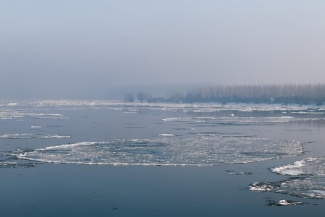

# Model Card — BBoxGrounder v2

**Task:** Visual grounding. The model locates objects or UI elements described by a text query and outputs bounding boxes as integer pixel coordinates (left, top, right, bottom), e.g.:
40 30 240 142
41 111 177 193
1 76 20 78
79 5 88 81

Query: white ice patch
39 135 71 139
31 113 68 120
249 182 274 192
265 199 304 206
252 157 325 199
6 103 18 107
277 200 302 206
30 125 42 129
16 136 302 166
159 134 175 137
1 134 33 139
162 116 296 125
0 109 67 120
306 190 325 198
272 158 325 176
0 133 70 139
163 117 201 122
271 160 306 176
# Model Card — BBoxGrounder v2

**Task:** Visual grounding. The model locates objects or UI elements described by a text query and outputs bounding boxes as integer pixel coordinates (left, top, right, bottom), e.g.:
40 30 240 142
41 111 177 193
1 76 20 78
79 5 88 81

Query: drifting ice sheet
16 136 302 166
250 157 325 199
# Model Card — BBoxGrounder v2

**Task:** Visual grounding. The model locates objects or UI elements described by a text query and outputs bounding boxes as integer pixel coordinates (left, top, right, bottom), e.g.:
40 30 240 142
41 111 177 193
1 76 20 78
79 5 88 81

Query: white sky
1 0 325 98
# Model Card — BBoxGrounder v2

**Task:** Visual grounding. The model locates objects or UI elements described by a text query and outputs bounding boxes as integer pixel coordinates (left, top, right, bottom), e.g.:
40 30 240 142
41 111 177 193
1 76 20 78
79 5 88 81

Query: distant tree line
124 84 325 105
124 91 153 103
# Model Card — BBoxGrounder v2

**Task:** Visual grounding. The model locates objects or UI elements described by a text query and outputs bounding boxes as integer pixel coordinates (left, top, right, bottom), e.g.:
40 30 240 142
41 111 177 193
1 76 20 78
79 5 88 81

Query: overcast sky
1 0 325 98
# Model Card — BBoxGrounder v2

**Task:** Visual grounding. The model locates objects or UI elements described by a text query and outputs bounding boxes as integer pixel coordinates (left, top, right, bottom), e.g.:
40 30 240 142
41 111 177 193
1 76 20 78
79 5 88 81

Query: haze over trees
123 93 134 102
136 91 152 103
124 84 325 105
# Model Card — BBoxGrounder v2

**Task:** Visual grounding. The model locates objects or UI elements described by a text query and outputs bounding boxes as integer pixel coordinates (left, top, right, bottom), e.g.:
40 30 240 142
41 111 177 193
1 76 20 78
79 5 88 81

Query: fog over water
1 1 325 99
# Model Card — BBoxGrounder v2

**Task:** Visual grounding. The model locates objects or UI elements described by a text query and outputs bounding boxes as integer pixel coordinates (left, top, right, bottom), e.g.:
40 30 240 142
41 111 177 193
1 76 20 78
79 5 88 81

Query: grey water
1 100 325 216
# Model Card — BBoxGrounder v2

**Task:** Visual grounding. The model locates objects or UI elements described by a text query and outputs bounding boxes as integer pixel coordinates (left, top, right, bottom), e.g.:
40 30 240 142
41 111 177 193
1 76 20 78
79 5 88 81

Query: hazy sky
1 0 325 98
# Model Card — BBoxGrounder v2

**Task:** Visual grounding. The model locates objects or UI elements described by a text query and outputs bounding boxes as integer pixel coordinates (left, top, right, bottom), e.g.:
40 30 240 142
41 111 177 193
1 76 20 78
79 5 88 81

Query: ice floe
265 199 304 206
0 133 70 139
16 136 302 167
250 157 325 199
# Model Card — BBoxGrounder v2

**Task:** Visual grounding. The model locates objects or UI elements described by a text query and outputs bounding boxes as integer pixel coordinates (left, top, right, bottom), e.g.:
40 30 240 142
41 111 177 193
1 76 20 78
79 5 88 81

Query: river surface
1 100 325 216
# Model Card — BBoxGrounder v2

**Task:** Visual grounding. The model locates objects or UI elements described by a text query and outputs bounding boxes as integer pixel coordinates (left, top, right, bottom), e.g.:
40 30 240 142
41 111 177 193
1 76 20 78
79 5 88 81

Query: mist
1 0 325 99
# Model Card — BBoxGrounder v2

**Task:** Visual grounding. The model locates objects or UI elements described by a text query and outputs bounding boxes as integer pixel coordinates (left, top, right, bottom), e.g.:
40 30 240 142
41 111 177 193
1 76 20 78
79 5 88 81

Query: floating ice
251 157 325 199
1 99 324 115
249 182 277 192
1 134 34 139
162 116 301 125
159 134 175 137
0 133 70 139
272 158 325 176
1 100 325 125
16 136 302 166
271 160 306 176
265 199 304 206
31 113 68 120
0 151 37 169
30 125 42 129
250 178 325 199
226 170 252 175
0 109 67 120
39 135 71 139
6 103 18 107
